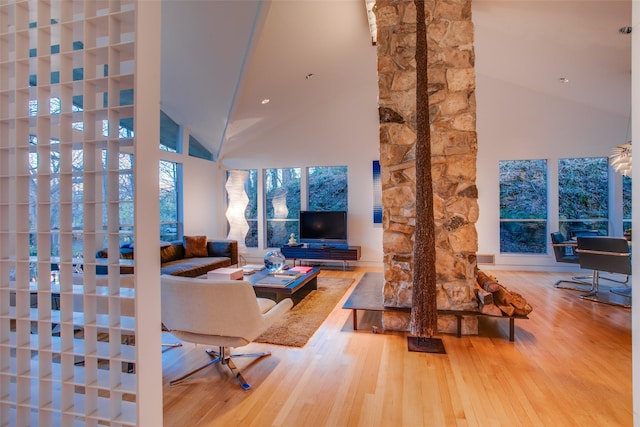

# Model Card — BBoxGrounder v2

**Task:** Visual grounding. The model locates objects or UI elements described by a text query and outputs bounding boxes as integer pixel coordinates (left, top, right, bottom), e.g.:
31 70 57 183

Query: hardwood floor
161 268 632 426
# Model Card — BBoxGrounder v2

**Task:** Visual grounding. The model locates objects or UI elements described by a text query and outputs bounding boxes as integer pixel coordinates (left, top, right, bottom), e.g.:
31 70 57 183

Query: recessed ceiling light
261 99 270 105
559 77 569 83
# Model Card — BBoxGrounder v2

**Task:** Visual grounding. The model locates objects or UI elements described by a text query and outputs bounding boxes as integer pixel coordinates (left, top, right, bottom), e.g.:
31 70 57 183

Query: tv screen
299 211 348 246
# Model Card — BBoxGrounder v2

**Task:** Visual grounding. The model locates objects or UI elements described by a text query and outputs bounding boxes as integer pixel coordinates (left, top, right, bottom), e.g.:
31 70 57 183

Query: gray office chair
576 236 631 307
550 232 592 290
161 275 293 389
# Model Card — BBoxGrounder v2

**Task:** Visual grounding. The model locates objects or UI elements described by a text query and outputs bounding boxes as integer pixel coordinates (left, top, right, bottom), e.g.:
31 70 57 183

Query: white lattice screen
0 1 161 425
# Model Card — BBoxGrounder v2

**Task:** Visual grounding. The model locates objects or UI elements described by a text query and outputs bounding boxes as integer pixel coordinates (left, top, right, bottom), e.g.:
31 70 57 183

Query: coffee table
244 267 320 303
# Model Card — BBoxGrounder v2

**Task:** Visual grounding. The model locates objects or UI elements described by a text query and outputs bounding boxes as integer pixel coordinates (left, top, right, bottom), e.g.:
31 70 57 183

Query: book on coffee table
271 270 301 279
255 275 295 287
242 264 266 275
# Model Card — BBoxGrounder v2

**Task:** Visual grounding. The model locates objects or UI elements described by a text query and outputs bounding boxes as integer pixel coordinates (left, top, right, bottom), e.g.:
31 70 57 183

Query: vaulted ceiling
159 0 632 160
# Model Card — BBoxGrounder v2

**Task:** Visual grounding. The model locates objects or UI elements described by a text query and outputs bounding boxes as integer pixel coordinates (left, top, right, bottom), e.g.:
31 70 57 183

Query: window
499 160 548 253
245 170 259 248
188 135 214 161
558 157 608 237
227 166 349 249
115 152 135 247
160 110 181 153
308 166 348 210
265 168 301 248
160 160 182 242
623 175 632 233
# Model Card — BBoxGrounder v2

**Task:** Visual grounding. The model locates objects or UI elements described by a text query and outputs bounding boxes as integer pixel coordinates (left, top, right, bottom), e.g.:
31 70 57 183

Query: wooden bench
342 272 528 342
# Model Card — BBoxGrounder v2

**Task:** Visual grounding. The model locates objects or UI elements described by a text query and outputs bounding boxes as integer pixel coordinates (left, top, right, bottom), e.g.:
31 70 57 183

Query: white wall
219 48 383 265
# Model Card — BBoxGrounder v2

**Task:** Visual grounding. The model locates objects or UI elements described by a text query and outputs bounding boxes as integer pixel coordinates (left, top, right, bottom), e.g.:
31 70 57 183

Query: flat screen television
299 210 348 246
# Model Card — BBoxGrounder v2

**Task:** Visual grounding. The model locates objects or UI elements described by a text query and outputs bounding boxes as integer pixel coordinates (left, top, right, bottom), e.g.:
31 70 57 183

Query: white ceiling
159 0 632 160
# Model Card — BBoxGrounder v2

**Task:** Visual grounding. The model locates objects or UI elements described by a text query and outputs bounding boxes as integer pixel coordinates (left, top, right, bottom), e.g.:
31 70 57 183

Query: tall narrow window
623 175 632 234
265 168 301 248
558 157 608 237
160 160 182 242
116 152 135 246
499 159 548 253
308 166 348 211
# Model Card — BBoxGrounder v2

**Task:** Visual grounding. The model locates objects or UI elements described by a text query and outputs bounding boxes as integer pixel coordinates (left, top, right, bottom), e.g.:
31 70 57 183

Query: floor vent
477 254 495 264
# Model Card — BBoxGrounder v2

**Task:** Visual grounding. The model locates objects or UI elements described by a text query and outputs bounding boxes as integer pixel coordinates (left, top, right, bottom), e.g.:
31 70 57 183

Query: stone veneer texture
375 0 479 334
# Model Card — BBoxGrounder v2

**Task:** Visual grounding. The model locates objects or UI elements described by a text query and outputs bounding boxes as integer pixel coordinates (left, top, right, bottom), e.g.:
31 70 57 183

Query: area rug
255 277 354 347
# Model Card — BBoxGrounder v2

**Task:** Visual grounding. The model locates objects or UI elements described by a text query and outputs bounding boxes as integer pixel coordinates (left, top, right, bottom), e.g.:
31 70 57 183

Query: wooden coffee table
244 267 320 303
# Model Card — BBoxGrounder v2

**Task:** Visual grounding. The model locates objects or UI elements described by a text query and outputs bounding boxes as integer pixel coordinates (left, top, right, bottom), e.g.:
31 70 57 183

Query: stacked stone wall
375 0 479 333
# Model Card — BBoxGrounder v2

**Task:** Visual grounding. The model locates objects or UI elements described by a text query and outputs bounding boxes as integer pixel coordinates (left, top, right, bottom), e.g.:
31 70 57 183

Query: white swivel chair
161 274 293 390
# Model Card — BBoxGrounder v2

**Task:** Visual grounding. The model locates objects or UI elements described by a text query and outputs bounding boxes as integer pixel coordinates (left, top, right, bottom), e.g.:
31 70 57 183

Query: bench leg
352 309 358 330
456 315 462 338
509 318 515 342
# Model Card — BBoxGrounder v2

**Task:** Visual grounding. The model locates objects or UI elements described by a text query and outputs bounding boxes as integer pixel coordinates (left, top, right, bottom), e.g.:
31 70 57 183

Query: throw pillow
184 235 208 258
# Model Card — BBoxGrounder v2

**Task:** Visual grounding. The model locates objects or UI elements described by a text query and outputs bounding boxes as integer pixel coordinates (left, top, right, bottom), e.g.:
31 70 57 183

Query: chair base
577 271 631 308
610 287 632 298
579 290 631 308
169 346 270 390
554 278 592 291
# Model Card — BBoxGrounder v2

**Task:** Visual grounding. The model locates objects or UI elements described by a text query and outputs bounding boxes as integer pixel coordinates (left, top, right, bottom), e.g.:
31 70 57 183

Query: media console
281 244 361 270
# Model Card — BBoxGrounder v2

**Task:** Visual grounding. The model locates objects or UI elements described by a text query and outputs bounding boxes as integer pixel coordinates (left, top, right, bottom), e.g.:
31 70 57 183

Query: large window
558 157 608 237
308 166 348 210
499 159 548 253
265 168 301 248
227 166 349 249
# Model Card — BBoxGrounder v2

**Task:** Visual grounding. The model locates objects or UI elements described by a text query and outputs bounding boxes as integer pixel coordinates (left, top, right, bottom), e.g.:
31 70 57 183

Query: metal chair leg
223 355 252 390
579 271 631 308
169 346 271 389
169 349 222 386
579 270 600 299
554 278 593 291
610 287 632 297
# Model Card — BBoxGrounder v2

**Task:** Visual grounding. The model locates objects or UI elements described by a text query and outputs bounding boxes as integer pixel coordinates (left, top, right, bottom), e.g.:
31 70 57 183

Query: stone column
376 0 479 334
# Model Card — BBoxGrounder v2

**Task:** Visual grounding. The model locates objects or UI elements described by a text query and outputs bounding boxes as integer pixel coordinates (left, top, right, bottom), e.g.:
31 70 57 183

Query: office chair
550 232 592 290
576 236 631 307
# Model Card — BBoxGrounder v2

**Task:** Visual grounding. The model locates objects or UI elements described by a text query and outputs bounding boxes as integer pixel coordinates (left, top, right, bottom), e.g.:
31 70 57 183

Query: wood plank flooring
161 269 632 426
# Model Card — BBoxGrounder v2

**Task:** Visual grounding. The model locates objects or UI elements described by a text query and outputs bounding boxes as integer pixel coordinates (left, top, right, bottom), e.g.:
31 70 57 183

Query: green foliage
558 158 608 220
308 166 348 211
499 160 547 219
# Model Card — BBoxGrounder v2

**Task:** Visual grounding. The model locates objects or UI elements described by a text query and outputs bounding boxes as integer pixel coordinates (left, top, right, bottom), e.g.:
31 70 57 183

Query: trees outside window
308 166 348 211
499 159 548 253
623 175 632 233
159 160 181 242
227 166 349 250
558 157 608 237
265 168 301 248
